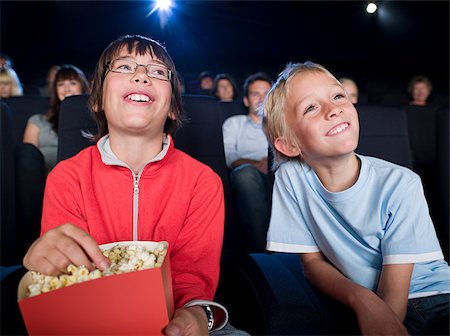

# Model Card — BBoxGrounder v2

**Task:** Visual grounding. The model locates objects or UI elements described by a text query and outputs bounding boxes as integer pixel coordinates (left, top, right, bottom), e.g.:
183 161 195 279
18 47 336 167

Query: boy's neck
308 153 361 192
108 131 165 174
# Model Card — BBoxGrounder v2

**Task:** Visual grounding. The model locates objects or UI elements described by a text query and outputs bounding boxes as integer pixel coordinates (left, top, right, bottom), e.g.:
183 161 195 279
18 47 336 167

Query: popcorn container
17 241 174 335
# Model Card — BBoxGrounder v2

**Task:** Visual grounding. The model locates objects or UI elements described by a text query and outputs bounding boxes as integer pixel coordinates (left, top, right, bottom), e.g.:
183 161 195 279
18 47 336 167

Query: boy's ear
274 136 301 157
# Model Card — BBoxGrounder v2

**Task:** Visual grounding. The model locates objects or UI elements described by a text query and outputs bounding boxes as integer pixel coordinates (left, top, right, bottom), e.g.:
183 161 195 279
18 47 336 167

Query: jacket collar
97 134 172 170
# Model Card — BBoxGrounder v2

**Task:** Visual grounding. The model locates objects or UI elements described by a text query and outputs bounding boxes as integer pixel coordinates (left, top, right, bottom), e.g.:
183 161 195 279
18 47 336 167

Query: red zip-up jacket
41 135 225 308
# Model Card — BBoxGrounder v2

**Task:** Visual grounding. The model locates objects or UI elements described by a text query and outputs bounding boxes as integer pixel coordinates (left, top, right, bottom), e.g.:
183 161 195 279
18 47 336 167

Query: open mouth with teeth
327 122 350 136
126 94 152 103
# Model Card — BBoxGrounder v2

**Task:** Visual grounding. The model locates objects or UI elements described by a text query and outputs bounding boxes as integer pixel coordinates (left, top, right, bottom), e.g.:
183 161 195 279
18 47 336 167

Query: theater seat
356 104 413 169
174 95 240 265
403 105 446 256
0 102 17 266
14 143 46 261
57 94 97 162
218 100 246 124
3 96 49 145
219 253 358 335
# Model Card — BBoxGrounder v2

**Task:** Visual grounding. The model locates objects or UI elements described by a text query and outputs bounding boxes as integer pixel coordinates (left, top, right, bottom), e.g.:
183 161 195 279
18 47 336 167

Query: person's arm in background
300 252 409 335
23 121 40 147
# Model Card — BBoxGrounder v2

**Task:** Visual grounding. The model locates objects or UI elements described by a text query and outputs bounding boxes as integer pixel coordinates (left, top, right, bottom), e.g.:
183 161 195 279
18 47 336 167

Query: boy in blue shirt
264 61 449 335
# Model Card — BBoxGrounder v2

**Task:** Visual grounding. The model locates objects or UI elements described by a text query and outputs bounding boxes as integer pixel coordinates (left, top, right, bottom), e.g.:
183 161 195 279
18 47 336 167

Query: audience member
222 72 273 253
39 65 61 97
212 73 238 102
198 70 214 94
339 77 359 104
408 75 432 106
0 53 13 70
23 65 89 172
0 68 23 98
22 35 247 335
264 61 450 335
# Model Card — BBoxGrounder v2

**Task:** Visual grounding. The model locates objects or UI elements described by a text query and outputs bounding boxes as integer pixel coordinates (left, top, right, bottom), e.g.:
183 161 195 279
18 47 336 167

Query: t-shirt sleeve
266 164 320 253
28 113 44 128
381 175 444 264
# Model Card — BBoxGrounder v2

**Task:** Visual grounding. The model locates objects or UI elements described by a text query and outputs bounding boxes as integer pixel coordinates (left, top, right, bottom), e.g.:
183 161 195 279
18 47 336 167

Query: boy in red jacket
23 35 238 335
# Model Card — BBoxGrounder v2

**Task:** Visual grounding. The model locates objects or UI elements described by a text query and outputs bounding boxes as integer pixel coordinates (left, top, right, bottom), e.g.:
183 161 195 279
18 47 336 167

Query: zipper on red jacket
133 173 141 240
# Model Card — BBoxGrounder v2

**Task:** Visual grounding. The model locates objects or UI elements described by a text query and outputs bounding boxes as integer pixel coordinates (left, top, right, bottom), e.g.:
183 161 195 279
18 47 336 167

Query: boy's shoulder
360 154 420 186
362 155 417 176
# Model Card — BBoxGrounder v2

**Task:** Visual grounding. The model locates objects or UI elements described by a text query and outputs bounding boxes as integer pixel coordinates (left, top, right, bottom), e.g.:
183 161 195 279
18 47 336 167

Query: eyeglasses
107 59 172 81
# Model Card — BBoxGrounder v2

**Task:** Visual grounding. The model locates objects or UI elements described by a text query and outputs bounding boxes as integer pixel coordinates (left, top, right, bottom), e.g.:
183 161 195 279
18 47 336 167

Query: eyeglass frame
105 58 172 82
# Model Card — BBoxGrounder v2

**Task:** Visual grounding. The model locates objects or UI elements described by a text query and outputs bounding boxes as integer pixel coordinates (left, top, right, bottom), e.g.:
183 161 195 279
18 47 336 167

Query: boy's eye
334 93 345 100
305 105 316 114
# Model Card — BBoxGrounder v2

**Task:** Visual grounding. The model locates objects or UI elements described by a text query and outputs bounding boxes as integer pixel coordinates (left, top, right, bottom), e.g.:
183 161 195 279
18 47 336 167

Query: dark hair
199 71 213 80
0 53 13 68
89 34 183 141
46 64 89 132
211 73 238 101
243 72 273 98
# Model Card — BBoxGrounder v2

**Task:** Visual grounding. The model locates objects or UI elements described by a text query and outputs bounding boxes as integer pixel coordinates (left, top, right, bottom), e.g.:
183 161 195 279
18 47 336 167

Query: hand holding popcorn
23 223 110 276
27 242 168 297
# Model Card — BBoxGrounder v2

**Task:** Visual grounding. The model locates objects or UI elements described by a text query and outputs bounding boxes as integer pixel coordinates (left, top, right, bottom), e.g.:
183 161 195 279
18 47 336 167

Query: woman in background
212 73 238 102
23 65 89 172
0 67 23 98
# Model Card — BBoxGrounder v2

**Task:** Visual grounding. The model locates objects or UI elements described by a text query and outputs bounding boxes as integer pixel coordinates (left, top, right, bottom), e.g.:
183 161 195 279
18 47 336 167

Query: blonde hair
0 68 23 96
263 61 335 168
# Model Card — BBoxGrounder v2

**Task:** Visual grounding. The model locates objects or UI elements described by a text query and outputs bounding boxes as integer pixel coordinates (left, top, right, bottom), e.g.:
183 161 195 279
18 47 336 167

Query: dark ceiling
1 0 449 92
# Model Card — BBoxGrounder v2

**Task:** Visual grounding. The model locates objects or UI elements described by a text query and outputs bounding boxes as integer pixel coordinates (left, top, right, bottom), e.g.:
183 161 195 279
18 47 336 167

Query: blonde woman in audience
23 65 89 172
0 68 23 98
339 77 358 104
408 75 432 106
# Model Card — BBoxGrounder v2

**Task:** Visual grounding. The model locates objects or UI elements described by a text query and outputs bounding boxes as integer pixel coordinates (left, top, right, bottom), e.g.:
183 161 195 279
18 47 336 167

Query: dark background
1 0 449 96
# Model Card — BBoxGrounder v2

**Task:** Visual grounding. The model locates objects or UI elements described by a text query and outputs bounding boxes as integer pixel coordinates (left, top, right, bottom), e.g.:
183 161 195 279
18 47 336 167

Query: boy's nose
327 106 343 119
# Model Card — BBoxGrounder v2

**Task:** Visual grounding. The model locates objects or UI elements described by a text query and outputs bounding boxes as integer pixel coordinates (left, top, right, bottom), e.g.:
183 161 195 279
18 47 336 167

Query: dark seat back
14 143 46 260
218 100 246 124
404 105 449 258
57 94 97 162
174 95 238 265
0 102 17 265
436 108 449 258
3 96 49 145
356 104 413 169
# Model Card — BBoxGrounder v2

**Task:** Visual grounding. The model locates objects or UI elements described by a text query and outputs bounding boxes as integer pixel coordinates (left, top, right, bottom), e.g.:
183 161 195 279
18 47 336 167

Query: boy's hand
23 223 110 276
164 306 208 336
353 289 409 335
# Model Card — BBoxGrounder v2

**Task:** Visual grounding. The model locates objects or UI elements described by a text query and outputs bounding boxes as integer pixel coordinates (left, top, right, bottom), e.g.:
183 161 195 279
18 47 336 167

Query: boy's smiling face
102 47 174 137
279 71 359 164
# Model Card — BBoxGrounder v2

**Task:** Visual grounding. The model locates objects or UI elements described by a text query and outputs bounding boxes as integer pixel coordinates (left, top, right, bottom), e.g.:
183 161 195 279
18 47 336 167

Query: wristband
200 304 214 331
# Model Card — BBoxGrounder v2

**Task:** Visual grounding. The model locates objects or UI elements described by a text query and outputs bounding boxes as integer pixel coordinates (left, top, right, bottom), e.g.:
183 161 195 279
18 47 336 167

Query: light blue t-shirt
267 155 450 299
222 115 268 168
